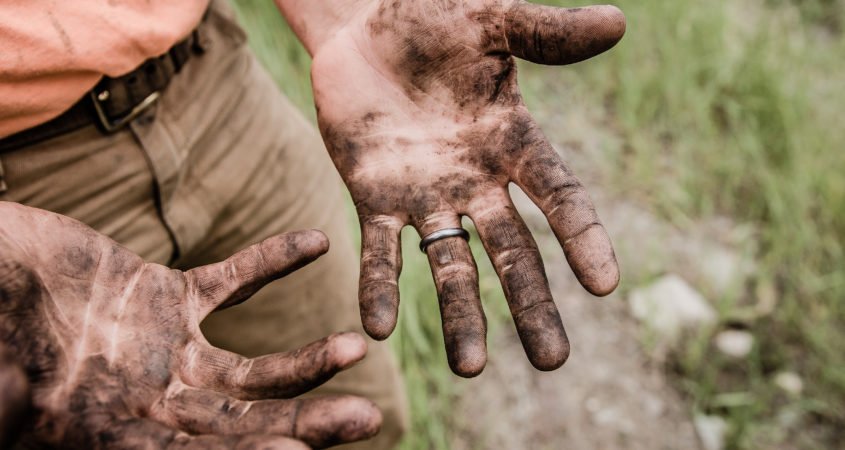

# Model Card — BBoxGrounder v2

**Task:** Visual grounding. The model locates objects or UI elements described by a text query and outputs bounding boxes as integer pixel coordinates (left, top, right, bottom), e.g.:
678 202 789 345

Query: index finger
512 124 620 296
185 230 330 317
182 332 367 400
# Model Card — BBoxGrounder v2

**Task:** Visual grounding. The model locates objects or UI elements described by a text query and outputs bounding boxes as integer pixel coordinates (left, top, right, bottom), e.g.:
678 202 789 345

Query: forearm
273 0 373 55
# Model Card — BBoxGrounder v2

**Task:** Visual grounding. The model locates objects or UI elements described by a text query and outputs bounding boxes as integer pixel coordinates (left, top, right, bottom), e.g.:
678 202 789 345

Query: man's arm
273 0 370 55
274 0 625 377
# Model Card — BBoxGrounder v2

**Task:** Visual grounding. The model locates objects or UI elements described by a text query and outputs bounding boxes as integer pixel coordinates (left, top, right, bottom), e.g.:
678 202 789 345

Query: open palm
312 0 625 376
0 202 380 449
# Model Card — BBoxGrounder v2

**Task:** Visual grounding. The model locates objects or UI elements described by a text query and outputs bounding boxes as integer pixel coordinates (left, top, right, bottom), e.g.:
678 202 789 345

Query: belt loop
192 27 209 54
0 157 7 194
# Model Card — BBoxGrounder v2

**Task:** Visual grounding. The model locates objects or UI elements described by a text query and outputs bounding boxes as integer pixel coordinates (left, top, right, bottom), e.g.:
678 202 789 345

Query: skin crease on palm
300 0 626 377
0 202 382 449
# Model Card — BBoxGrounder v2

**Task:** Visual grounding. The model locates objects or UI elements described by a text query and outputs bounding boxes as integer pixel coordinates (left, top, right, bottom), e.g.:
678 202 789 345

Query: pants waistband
0 17 209 154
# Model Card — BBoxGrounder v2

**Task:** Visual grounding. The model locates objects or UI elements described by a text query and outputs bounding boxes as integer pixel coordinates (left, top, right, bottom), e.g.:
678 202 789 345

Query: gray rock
714 330 754 358
694 414 727 450
692 244 754 297
774 371 804 396
629 274 718 343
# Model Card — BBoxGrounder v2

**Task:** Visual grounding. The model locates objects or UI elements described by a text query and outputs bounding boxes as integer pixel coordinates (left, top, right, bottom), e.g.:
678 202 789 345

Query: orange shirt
0 0 210 138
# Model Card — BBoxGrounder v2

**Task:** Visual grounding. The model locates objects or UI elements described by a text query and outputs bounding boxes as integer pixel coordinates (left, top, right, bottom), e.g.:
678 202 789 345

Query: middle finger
468 190 569 370
418 214 487 377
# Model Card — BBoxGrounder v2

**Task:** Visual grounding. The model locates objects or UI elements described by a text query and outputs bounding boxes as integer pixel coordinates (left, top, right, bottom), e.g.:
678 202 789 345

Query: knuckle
360 253 398 278
222 262 242 289
233 357 255 390
494 245 541 273
250 245 270 277
436 261 477 281
543 179 586 210
564 221 604 244
512 298 555 321
360 278 399 294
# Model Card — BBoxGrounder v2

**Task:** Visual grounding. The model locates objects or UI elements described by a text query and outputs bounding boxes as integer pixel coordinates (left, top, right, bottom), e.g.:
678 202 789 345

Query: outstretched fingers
470 195 569 370
358 216 404 340
513 131 619 296
504 2 626 65
182 332 367 400
154 383 381 449
186 230 330 316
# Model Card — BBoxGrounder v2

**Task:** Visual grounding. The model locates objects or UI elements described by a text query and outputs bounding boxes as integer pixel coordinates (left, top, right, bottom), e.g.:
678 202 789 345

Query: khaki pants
0 3 407 449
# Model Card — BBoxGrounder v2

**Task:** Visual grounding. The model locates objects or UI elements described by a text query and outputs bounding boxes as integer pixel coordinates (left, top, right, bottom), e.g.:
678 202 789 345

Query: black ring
419 228 470 253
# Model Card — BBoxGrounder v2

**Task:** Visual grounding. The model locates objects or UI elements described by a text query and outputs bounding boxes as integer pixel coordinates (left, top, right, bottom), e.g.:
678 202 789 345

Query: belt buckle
90 90 160 134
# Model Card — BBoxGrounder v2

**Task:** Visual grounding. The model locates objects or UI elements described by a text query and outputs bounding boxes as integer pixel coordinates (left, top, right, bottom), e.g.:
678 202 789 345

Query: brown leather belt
0 28 206 154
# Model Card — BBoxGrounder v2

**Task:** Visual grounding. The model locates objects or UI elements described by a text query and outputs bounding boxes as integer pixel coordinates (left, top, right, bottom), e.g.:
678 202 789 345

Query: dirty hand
0 202 381 449
300 0 625 377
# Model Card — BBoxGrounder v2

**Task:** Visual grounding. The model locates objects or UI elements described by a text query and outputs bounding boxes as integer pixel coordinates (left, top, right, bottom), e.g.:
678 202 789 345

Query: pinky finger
358 215 404 340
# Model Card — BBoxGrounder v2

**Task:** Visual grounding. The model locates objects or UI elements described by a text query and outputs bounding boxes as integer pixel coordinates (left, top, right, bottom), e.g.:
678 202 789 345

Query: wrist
274 0 375 56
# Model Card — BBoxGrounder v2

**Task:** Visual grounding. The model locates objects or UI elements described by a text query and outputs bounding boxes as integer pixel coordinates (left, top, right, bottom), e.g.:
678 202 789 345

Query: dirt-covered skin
308 0 625 376
0 342 31 447
0 202 382 449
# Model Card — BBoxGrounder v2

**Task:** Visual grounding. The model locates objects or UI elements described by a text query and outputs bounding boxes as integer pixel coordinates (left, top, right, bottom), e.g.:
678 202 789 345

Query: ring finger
416 213 487 377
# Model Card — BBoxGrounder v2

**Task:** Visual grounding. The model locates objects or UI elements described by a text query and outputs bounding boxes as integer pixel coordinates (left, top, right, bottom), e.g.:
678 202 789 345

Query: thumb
505 2 626 65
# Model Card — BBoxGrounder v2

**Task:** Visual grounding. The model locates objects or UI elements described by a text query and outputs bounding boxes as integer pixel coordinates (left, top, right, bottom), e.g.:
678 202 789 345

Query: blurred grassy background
230 0 845 448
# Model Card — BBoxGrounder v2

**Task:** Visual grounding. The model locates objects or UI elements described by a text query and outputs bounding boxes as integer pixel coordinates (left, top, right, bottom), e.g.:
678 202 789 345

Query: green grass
232 0 845 448
522 0 845 448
